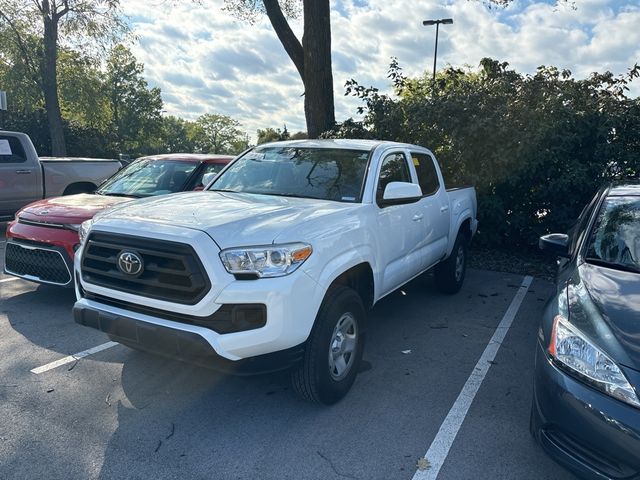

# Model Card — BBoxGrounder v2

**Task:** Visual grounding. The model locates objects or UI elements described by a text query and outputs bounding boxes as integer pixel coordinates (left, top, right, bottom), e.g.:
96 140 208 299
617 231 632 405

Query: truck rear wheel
434 233 467 294
291 285 366 404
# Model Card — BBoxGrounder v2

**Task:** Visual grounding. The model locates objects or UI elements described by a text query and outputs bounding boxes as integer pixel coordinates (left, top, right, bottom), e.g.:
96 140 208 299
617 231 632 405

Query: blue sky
122 0 640 139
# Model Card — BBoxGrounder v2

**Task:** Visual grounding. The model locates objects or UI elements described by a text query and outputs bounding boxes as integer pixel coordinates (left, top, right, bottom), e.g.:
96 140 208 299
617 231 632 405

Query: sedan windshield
585 196 640 273
210 147 370 202
97 159 197 197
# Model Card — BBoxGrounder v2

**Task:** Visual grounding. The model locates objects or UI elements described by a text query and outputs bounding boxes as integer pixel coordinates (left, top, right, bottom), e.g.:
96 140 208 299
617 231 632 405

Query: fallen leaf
401 350 412 355
46 388 54 393
416 457 431 471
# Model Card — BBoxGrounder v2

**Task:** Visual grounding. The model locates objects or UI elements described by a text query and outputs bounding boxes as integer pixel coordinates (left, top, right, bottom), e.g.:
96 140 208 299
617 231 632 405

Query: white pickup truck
73 140 477 404
0 131 122 220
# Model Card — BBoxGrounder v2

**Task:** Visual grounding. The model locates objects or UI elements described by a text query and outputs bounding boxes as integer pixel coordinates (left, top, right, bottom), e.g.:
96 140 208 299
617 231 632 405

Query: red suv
4 153 233 286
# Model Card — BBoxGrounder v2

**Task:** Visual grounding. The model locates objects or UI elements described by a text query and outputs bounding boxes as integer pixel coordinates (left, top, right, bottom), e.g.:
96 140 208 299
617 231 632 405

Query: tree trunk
42 13 66 156
302 0 335 138
264 0 335 139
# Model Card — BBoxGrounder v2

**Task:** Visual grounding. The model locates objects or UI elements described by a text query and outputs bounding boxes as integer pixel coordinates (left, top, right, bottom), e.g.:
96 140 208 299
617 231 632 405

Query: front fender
303 244 378 303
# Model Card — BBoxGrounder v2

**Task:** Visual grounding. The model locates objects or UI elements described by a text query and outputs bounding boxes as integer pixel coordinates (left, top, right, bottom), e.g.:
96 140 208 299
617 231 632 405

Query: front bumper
532 340 640 480
4 219 78 287
73 301 304 374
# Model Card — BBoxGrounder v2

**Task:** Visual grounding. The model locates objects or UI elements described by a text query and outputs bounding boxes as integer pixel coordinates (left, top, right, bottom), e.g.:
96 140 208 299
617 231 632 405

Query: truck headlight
220 243 312 278
78 219 94 245
549 315 640 408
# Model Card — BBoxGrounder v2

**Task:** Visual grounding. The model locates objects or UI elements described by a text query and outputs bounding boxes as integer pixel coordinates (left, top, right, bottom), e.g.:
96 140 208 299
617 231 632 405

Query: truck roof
609 182 640 196
138 153 235 163
257 139 430 152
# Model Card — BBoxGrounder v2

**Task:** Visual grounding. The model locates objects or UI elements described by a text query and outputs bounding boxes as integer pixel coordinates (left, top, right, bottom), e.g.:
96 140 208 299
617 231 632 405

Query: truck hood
569 263 640 371
93 191 358 249
19 194 133 224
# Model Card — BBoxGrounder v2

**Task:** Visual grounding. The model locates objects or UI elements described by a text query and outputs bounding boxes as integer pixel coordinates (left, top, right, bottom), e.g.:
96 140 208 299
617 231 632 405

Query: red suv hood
19 194 133 224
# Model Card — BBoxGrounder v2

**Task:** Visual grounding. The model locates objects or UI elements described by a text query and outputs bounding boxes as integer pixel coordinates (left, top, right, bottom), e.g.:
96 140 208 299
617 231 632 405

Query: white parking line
412 275 534 480
0 277 19 283
30 341 119 374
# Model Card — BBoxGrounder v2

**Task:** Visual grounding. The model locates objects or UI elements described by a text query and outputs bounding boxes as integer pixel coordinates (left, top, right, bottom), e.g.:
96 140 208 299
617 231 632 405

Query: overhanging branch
263 0 304 79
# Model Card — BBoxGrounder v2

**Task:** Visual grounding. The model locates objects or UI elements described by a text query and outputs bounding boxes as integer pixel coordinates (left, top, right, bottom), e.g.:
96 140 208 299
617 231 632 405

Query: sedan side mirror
539 233 570 258
379 181 422 207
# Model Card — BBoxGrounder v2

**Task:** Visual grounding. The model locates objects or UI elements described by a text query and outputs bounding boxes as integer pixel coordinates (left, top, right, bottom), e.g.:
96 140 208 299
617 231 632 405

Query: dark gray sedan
531 182 640 480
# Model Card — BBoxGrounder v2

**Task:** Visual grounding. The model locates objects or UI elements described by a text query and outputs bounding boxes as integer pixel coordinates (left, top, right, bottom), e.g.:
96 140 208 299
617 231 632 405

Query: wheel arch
312 247 378 311
327 262 375 311
447 213 474 257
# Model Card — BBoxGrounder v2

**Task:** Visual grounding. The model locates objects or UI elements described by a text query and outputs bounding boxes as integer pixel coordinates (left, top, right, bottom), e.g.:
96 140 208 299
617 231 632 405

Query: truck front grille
81 232 210 305
5 242 72 285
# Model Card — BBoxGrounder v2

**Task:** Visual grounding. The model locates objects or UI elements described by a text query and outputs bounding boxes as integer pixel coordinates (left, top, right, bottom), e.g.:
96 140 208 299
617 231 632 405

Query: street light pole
422 18 453 84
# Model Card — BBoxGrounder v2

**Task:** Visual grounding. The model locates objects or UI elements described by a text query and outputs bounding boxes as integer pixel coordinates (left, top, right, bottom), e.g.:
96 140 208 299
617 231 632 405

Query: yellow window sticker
413 157 420 166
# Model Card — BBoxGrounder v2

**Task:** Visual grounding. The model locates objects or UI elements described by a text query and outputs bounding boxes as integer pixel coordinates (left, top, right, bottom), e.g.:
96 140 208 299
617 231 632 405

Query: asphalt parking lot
0 223 577 480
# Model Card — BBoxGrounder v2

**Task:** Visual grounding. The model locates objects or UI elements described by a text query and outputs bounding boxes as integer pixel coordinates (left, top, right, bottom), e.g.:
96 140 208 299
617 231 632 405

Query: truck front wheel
291 285 366 404
434 233 467 294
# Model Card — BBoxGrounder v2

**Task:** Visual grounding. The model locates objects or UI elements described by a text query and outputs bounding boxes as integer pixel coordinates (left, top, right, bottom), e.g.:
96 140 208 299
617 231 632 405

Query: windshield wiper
209 189 241 193
584 257 640 274
97 192 141 198
254 192 321 200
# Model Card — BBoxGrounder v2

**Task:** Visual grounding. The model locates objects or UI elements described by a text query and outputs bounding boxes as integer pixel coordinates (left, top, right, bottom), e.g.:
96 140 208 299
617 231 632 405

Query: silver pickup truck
0 131 122 220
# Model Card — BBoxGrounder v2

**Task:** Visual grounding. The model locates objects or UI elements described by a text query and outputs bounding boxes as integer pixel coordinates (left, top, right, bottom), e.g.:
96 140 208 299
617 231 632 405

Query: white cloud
121 0 640 141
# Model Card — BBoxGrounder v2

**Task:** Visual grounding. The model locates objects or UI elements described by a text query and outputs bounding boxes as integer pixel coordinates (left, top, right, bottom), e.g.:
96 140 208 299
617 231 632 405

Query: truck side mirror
539 233 570 258
379 182 422 207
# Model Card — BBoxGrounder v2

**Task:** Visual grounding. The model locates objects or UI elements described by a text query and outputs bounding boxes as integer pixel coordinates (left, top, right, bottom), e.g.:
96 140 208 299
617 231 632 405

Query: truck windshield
585 196 640 274
97 159 197 197
209 147 370 202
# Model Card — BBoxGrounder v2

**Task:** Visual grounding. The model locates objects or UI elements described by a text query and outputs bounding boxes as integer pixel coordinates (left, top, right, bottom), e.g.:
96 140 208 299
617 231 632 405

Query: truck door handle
15 169 32 174
440 206 449 213
413 213 424 221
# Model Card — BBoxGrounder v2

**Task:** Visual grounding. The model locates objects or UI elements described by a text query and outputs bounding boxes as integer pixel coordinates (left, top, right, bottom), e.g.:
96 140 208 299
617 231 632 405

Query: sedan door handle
15 169 32 174
440 206 449 213
413 213 424 221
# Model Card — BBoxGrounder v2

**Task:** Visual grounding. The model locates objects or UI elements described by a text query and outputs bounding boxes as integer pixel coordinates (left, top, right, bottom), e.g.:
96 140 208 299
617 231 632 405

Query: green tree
257 125 290 144
106 44 163 155
159 115 197 153
331 58 640 247
0 0 126 155
58 49 111 130
192 113 249 154
256 126 306 144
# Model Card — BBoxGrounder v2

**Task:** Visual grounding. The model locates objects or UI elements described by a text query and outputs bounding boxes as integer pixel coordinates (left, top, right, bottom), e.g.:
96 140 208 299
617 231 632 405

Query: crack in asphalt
316 450 358 480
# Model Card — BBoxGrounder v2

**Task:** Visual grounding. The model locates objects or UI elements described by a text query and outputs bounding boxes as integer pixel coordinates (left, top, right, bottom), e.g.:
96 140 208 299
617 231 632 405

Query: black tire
434 233 467 294
291 285 366 405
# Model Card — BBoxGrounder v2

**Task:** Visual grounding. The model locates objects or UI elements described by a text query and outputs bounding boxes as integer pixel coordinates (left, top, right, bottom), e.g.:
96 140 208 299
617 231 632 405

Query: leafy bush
325 58 640 247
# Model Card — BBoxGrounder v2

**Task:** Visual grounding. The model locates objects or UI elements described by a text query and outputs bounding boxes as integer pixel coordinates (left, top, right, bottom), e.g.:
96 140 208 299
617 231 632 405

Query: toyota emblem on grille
117 251 143 276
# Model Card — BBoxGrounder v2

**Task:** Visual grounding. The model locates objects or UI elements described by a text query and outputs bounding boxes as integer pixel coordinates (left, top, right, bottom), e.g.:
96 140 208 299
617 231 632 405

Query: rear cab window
0 136 27 164
411 152 440 196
